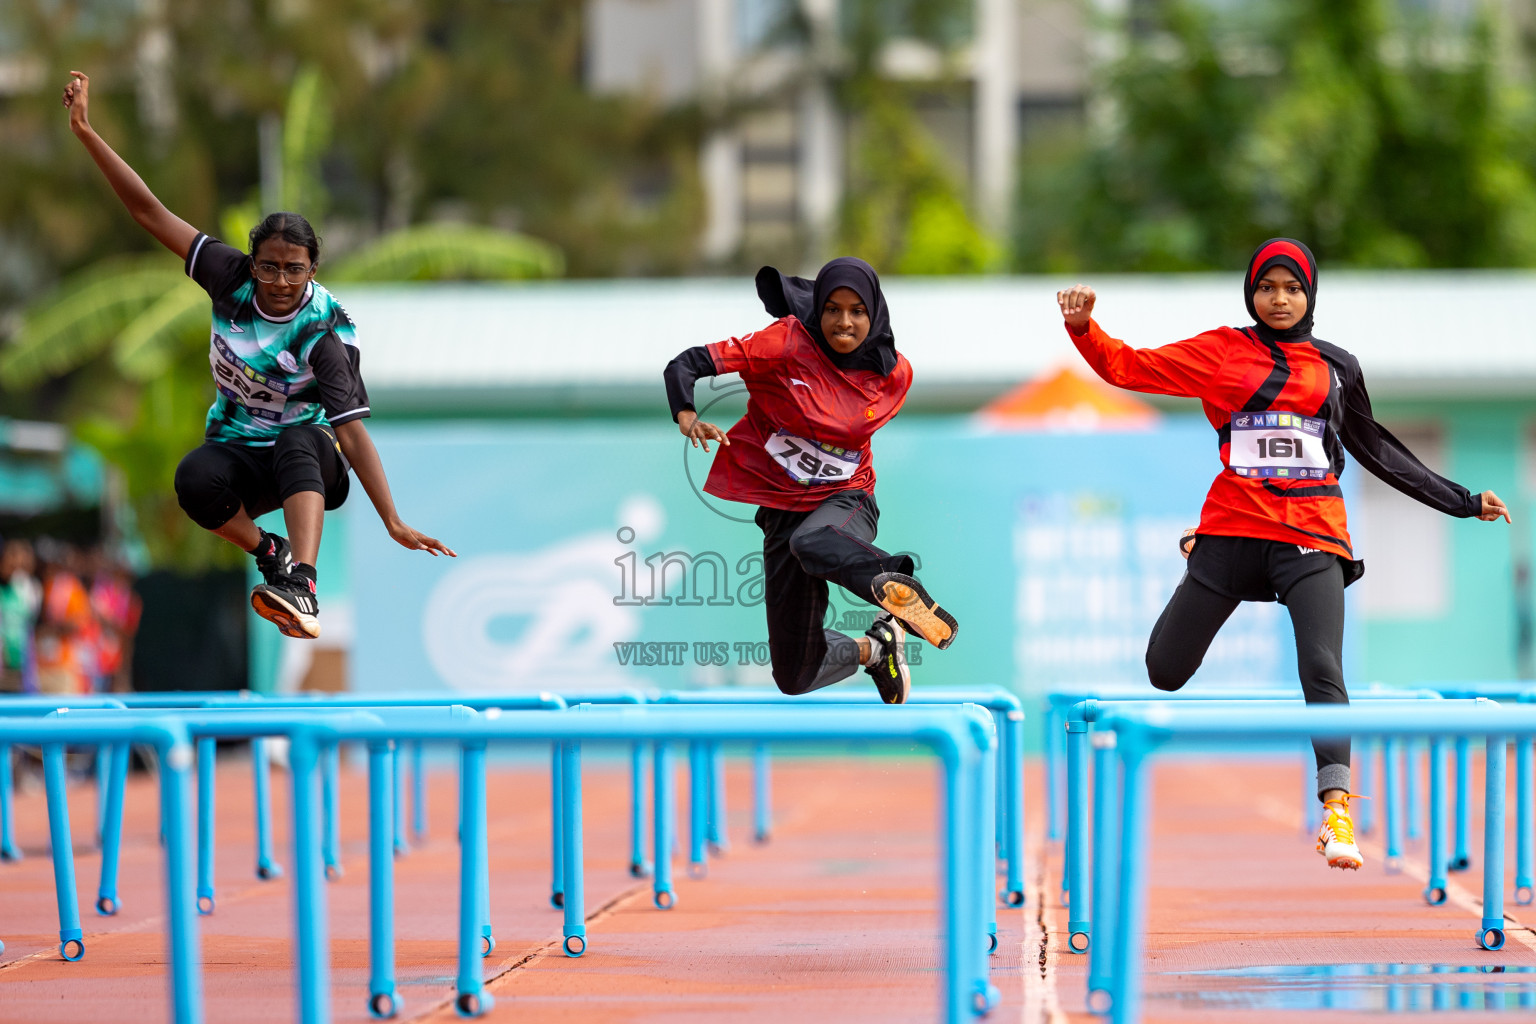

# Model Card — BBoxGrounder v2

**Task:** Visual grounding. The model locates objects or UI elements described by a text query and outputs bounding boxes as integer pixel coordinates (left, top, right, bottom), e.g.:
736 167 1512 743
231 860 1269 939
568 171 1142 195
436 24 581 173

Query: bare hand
677 409 730 453
1057 283 1096 328
1478 490 1512 523
387 519 457 557
62 71 91 134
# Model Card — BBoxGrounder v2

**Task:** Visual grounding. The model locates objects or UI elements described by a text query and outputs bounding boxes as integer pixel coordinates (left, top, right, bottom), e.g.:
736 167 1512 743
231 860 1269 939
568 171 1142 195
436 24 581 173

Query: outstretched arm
63 71 197 260
1057 284 1225 399
334 420 457 556
1338 360 1510 523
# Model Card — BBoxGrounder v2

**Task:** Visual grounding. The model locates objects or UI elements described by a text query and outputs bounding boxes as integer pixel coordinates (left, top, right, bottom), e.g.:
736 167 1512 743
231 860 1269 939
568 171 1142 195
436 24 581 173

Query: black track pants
1145 562 1351 798
754 489 915 696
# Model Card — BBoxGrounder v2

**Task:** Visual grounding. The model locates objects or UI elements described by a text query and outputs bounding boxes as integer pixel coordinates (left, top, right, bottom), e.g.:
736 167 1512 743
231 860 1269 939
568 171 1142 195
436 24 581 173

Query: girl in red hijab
1057 238 1510 871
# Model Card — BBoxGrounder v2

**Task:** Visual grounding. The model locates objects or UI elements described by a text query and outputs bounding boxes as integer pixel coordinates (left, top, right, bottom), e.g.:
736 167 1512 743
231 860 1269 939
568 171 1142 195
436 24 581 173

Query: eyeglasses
253 262 314 284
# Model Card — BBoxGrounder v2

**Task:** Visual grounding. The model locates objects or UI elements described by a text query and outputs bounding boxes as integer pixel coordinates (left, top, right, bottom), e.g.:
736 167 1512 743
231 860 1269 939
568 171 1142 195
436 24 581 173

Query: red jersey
1070 318 1480 561
703 317 913 510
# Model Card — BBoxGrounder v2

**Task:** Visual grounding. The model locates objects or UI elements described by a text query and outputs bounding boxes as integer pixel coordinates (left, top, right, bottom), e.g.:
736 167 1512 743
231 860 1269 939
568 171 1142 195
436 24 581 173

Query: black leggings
174 425 350 531
755 489 915 696
1145 563 1350 798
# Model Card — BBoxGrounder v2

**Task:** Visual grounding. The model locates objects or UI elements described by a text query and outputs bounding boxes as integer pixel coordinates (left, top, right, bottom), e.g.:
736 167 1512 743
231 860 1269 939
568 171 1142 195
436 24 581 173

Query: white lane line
1021 837 1068 1024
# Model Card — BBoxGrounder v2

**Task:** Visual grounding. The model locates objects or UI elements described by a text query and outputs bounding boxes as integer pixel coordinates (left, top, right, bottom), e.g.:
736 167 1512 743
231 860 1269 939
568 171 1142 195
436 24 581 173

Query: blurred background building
1 0 1534 698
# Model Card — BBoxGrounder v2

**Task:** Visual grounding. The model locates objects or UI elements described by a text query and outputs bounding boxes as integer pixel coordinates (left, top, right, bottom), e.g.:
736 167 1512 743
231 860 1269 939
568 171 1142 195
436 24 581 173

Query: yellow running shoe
1316 795 1365 870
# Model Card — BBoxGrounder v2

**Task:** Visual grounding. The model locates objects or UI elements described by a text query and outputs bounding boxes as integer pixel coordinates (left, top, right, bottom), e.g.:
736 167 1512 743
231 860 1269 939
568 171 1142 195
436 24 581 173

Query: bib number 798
764 430 861 485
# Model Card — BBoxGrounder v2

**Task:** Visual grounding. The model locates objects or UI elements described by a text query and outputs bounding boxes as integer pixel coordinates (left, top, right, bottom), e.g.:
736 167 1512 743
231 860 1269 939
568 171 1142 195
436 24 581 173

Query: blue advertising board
350 417 1356 699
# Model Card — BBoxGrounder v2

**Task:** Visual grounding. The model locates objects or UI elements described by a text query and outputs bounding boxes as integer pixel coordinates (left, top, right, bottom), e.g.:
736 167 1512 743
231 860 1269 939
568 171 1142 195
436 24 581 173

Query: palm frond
326 223 565 282
1 258 184 388
112 279 210 381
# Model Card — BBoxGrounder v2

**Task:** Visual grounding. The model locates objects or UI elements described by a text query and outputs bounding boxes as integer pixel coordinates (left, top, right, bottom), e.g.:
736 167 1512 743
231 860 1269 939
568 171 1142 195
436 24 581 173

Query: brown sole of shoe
251 591 321 640
874 576 957 650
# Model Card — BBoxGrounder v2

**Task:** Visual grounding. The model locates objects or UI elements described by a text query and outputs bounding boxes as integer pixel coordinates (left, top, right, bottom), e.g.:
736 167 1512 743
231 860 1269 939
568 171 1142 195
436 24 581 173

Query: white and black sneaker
251 571 321 639
864 613 910 705
252 530 293 586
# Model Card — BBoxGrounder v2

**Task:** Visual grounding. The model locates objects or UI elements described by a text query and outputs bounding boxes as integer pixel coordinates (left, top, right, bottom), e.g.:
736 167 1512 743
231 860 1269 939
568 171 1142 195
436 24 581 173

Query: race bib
1228 412 1330 480
764 430 862 485
211 335 290 420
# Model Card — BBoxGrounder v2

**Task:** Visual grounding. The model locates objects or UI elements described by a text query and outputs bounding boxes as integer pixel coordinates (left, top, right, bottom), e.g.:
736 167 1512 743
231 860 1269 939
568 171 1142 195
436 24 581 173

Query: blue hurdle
1094 701 1530 1024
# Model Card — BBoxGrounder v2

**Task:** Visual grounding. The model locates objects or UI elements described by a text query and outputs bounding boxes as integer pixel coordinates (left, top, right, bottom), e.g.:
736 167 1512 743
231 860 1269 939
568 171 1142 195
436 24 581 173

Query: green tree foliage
1013 0 1536 272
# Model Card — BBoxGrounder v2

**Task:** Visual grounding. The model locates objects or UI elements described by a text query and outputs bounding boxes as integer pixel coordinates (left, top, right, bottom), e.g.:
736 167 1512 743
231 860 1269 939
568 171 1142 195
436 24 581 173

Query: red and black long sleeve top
1067 318 1481 563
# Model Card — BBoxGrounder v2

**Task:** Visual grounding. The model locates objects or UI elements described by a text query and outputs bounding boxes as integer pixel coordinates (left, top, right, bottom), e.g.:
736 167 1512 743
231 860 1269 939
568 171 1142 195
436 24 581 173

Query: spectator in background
0 539 40 693
87 546 140 692
35 541 97 694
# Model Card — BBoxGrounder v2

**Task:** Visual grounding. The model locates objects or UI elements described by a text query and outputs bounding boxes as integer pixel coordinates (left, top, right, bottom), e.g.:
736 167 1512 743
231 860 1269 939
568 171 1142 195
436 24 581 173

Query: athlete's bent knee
772 666 821 697
174 449 240 531
1145 648 1193 693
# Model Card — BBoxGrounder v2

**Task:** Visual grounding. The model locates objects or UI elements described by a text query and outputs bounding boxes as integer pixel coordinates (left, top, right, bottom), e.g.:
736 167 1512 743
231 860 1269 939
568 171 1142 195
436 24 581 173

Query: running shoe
253 531 293 586
251 573 321 639
1316 795 1365 870
1178 527 1197 560
870 571 958 650
864 613 910 704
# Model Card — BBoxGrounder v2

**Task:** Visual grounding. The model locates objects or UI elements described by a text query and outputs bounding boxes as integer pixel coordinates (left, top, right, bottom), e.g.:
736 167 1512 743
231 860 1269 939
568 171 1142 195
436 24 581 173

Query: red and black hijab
1244 237 1317 343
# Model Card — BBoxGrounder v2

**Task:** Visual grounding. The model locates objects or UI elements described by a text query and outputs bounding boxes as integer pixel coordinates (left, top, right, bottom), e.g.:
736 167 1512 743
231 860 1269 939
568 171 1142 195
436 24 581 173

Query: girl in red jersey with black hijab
663 258 958 704
1057 238 1510 871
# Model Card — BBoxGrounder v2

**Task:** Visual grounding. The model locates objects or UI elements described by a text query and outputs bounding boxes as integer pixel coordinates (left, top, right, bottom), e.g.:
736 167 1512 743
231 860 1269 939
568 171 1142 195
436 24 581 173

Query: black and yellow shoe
870 572 958 650
251 572 321 639
864 613 910 704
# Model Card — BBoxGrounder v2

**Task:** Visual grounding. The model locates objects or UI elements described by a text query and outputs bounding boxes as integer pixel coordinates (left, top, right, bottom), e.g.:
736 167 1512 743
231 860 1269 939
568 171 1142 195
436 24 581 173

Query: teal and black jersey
185 233 370 446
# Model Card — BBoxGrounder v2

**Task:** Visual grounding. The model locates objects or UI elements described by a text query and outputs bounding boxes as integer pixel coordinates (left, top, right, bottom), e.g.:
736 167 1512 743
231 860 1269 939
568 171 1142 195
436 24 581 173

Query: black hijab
754 257 898 375
1244 237 1317 342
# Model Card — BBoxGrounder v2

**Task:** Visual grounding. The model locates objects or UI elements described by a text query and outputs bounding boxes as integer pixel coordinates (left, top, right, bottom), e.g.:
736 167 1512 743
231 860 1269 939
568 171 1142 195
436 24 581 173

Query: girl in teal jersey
64 71 454 639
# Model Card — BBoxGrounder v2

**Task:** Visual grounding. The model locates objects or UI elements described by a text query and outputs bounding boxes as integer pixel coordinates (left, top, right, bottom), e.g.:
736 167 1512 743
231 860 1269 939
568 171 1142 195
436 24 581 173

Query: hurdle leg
652 742 675 909
1384 737 1403 872
96 741 128 916
688 741 707 878
561 740 586 956
1426 737 1449 904
751 743 771 844
940 731 976 1024
707 742 728 854
550 744 564 908
628 741 649 876
410 741 426 844
1516 738 1534 906
95 742 110 846
477 747 493 957
366 741 400 1018
289 735 330 1024
1302 744 1321 834
1109 743 1151 1024
1452 736 1472 871
0 742 20 861
1478 735 1508 950
157 735 203 1024
252 738 282 879
1356 739 1375 834
1001 709 1025 907
43 743 84 961
323 744 343 880
196 737 217 914
391 744 408 858
1087 734 1119 1011
973 725 1000 1014
1046 704 1064 841
1065 718 1090 953
455 741 493 1015
1406 740 1424 841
